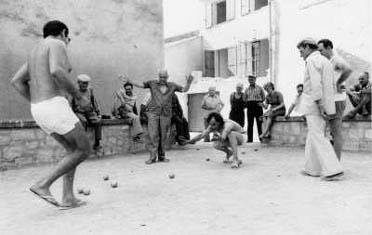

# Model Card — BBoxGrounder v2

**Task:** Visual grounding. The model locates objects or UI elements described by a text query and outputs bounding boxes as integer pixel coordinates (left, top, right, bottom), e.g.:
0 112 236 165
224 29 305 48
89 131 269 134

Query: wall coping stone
273 115 371 122
0 119 131 129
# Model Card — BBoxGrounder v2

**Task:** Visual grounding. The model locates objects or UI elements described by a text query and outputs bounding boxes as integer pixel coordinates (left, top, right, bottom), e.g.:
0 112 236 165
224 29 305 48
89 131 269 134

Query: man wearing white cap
122 69 193 164
71 74 102 150
296 38 343 181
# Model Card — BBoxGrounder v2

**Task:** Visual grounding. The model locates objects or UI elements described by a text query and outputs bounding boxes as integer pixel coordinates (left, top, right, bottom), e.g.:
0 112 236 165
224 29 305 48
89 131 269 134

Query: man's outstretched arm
187 128 211 144
180 75 194 92
11 63 31 101
119 75 145 88
49 41 80 98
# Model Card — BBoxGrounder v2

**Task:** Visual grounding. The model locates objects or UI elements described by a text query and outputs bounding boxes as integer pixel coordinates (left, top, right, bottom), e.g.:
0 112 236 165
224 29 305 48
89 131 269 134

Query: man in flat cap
122 69 193 164
71 74 102 150
296 38 343 181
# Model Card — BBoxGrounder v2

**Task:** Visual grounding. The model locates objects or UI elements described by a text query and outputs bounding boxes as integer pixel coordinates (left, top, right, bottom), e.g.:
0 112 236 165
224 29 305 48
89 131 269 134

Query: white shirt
300 51 336 115
330 54 350 101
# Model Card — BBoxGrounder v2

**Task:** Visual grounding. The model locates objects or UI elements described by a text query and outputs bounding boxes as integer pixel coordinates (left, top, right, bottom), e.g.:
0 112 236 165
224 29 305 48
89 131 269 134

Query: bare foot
30 185 59 207
231 159 242 168
59 197 87 209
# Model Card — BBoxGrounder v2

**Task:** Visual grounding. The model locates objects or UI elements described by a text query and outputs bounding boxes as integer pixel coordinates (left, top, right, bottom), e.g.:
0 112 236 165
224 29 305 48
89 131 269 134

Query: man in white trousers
296 38 344 181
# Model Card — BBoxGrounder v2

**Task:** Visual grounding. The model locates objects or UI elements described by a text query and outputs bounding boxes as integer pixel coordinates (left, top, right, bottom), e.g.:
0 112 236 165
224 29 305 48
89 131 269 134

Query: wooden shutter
205 3 212 28
250 0 255 12
241 0 250 15
258 39 269 76
245 42 253 76
226 0 236 20
228 47 237 76
237 42 246 77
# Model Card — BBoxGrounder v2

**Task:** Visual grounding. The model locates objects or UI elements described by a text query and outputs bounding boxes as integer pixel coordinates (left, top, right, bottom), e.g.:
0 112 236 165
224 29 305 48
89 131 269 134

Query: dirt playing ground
1 143 372 235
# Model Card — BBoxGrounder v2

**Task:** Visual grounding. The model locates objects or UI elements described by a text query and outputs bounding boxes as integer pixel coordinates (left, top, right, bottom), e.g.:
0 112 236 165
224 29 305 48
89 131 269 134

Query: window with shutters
204 51 215 77
205 0 235 27
216 1 227 24
241 0 268 16
227 47 237 76
237 42 252 77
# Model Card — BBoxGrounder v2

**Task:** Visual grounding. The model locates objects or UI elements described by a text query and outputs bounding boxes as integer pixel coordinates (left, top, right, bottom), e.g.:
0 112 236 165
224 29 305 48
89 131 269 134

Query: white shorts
31 96 79 135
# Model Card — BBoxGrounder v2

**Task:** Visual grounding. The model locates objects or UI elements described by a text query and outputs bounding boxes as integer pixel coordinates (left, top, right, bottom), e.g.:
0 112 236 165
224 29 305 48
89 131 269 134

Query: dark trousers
77 113 102 147
147 113 171 160
246 101 263 142
347 92 371 116
172 116 190 144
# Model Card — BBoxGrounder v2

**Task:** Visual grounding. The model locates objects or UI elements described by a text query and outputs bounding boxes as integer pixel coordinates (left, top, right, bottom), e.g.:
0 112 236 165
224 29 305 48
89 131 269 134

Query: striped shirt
244 84 265 102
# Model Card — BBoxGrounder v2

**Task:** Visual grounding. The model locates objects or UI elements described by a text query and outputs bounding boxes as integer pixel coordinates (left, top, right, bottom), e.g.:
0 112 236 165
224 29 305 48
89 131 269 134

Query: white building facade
165 0 372 131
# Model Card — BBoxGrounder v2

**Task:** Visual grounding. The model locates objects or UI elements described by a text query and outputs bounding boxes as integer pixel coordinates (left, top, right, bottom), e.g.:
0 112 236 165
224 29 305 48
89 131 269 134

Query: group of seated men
70 74 190 150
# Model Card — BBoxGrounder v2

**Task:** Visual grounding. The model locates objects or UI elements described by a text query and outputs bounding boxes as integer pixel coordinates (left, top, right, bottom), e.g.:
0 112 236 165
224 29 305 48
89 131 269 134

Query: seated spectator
285 83 304 119
260 82 286 139
112 81 143 141
344 72 371 120
171 93 190 145
71 74 102 150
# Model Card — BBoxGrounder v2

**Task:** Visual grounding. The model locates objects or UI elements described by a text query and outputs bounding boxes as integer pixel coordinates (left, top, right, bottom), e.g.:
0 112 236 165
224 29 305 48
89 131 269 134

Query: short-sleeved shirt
265 91 282 105
72 88 98 114
330 54 350 101
143 80 182 116
201 94 224 118
352 82 371 92
244 85 265 102
113 88 137 114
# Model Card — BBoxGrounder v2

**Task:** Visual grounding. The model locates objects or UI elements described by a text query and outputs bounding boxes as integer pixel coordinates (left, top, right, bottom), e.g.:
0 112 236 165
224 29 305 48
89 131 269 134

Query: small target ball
206 158 210 161
196 148 200 151
83 189 91 195
103 175 109 181
168 174 175 179
111 182 118 188
77 188 84 194
254 149 258 152
241 151 246 155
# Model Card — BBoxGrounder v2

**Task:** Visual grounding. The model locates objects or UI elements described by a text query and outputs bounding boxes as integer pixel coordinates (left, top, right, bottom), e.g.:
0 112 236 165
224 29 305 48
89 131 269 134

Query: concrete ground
1 143 372 235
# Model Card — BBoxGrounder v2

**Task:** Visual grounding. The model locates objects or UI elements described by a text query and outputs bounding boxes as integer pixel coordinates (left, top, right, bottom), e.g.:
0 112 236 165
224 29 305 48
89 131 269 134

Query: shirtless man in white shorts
186 112 244 168
11 20 90 209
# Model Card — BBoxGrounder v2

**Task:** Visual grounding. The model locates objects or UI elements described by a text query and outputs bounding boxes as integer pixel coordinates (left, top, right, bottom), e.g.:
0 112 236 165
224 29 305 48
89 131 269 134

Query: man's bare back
28 37 72 103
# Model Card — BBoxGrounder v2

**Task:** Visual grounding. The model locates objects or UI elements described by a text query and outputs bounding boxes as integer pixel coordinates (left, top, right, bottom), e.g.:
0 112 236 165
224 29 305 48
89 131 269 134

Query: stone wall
0 119 179 171
0 0 164 119
268 116 372 152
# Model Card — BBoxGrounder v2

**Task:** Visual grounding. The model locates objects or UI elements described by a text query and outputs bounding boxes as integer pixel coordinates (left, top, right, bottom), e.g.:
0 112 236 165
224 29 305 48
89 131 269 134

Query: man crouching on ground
186 112 244 168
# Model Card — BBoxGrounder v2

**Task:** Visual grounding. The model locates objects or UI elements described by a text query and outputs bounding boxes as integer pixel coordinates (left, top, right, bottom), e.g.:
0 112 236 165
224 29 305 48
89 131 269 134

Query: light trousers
304 114 343 177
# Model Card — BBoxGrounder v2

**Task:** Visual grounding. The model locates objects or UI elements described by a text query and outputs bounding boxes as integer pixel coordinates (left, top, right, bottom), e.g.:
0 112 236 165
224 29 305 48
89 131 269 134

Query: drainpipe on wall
269 0 273 83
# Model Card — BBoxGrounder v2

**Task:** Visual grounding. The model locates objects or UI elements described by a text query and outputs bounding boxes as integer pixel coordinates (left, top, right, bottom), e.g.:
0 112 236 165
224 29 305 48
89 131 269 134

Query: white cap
77 74 91 82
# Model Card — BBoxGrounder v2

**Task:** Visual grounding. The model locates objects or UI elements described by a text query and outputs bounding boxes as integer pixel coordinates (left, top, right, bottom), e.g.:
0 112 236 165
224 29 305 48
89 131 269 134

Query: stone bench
0 119 176 170
267 116 372 152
